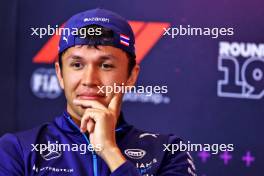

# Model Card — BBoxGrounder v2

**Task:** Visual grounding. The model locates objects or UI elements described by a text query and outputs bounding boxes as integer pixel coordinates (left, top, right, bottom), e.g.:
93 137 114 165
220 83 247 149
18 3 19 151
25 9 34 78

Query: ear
55 62 64 90
126 64 140 86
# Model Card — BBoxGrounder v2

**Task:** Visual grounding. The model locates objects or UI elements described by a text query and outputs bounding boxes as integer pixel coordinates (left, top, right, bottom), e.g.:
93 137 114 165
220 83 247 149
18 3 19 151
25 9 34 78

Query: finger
73 99 107 110
108 92 123 115
81 108 103 125
81 109 99 133
80 115 90 133
87 119 95 133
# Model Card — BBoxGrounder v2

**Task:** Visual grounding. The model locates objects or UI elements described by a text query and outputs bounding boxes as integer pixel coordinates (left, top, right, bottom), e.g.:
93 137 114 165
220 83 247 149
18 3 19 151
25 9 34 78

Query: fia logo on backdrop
31 68 61 99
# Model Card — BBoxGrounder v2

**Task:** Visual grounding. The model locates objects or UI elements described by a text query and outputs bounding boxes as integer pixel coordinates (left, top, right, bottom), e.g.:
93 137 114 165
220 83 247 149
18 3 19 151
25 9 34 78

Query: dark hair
58 25 136 75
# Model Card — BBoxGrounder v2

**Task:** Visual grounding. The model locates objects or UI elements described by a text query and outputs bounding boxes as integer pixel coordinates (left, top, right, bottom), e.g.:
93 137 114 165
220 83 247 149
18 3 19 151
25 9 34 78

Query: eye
70 62 83 70
101 63 114 70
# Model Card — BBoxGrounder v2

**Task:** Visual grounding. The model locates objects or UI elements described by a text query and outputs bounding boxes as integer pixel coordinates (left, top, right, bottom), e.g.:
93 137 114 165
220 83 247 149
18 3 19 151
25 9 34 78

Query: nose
81 64 100 87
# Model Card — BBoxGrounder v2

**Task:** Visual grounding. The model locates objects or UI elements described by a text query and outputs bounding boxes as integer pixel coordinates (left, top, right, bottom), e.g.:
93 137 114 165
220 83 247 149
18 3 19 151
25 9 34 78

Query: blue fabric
0 111 196 176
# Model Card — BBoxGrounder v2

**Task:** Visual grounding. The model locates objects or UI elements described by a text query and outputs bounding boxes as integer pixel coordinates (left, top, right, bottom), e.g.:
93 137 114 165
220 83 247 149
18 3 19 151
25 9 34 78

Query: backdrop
0 0 263 175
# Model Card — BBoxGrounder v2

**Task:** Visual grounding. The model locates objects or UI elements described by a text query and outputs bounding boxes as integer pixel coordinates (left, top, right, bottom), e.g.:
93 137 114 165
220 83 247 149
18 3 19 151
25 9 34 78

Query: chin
77 107 86 115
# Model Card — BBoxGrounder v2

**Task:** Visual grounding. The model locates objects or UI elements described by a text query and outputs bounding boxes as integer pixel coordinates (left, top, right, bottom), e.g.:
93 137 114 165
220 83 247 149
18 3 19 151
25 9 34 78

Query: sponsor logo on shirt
136 158 158 175
124 148 146 159
32 164 74 174
41 149 62 161
139 133 159 139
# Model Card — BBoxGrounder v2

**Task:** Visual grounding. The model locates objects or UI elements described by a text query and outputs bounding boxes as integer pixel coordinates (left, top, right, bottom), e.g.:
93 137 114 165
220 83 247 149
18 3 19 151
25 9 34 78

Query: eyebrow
98 54 117 61
66 53 117 61
68 55 83 60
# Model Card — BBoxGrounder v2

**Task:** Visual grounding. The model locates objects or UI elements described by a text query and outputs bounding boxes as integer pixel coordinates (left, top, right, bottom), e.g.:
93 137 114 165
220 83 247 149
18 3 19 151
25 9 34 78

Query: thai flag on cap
120 34 130 46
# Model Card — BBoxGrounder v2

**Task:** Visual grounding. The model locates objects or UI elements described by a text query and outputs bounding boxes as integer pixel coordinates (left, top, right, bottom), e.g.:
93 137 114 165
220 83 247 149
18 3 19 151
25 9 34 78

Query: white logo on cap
63 36 68 44
83 17 110 23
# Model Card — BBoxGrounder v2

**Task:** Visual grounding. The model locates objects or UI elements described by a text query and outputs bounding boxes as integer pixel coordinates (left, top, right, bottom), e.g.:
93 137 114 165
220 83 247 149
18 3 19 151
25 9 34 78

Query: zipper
64 112 129 176
66 114 99 176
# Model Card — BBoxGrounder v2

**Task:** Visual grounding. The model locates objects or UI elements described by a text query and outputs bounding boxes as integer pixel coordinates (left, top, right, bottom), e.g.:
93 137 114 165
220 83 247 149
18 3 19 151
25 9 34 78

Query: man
0 8 196 176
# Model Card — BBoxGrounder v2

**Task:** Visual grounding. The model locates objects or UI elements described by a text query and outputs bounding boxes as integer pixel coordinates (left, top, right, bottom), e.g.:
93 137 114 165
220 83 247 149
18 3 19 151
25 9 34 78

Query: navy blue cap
59 8 135 57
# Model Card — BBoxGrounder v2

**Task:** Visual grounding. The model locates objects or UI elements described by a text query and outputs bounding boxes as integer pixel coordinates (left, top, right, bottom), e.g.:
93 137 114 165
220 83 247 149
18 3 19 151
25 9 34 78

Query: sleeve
0 133 24 176
157 135 197 176
110 160 142 176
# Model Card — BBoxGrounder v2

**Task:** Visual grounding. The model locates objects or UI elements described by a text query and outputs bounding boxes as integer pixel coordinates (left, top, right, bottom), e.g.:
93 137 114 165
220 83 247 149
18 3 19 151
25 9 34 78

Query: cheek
102 65 129 85
100 73 128 86
63 72 81 94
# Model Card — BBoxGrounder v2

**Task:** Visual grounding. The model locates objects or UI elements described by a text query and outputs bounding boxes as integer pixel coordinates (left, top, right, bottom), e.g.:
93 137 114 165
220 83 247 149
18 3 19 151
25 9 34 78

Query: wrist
100 146 126 172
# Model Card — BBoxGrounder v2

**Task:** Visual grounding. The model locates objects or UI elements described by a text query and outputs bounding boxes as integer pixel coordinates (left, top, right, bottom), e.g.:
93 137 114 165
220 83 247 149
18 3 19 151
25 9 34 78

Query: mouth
77 92 105 100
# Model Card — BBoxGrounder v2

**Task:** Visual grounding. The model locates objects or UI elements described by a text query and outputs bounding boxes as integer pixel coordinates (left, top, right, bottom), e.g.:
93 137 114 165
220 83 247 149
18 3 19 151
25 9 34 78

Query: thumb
108 92 123 116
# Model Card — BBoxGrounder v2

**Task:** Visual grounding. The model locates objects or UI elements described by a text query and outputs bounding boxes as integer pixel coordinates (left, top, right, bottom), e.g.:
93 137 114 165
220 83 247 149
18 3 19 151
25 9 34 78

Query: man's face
55 45 139 119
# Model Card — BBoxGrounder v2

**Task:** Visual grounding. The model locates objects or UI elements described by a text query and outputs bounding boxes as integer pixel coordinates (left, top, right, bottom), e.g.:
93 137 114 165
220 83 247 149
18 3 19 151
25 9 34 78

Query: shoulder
122 127 197 175
0 121 55 153
126 127 183 147
0 133 27 175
